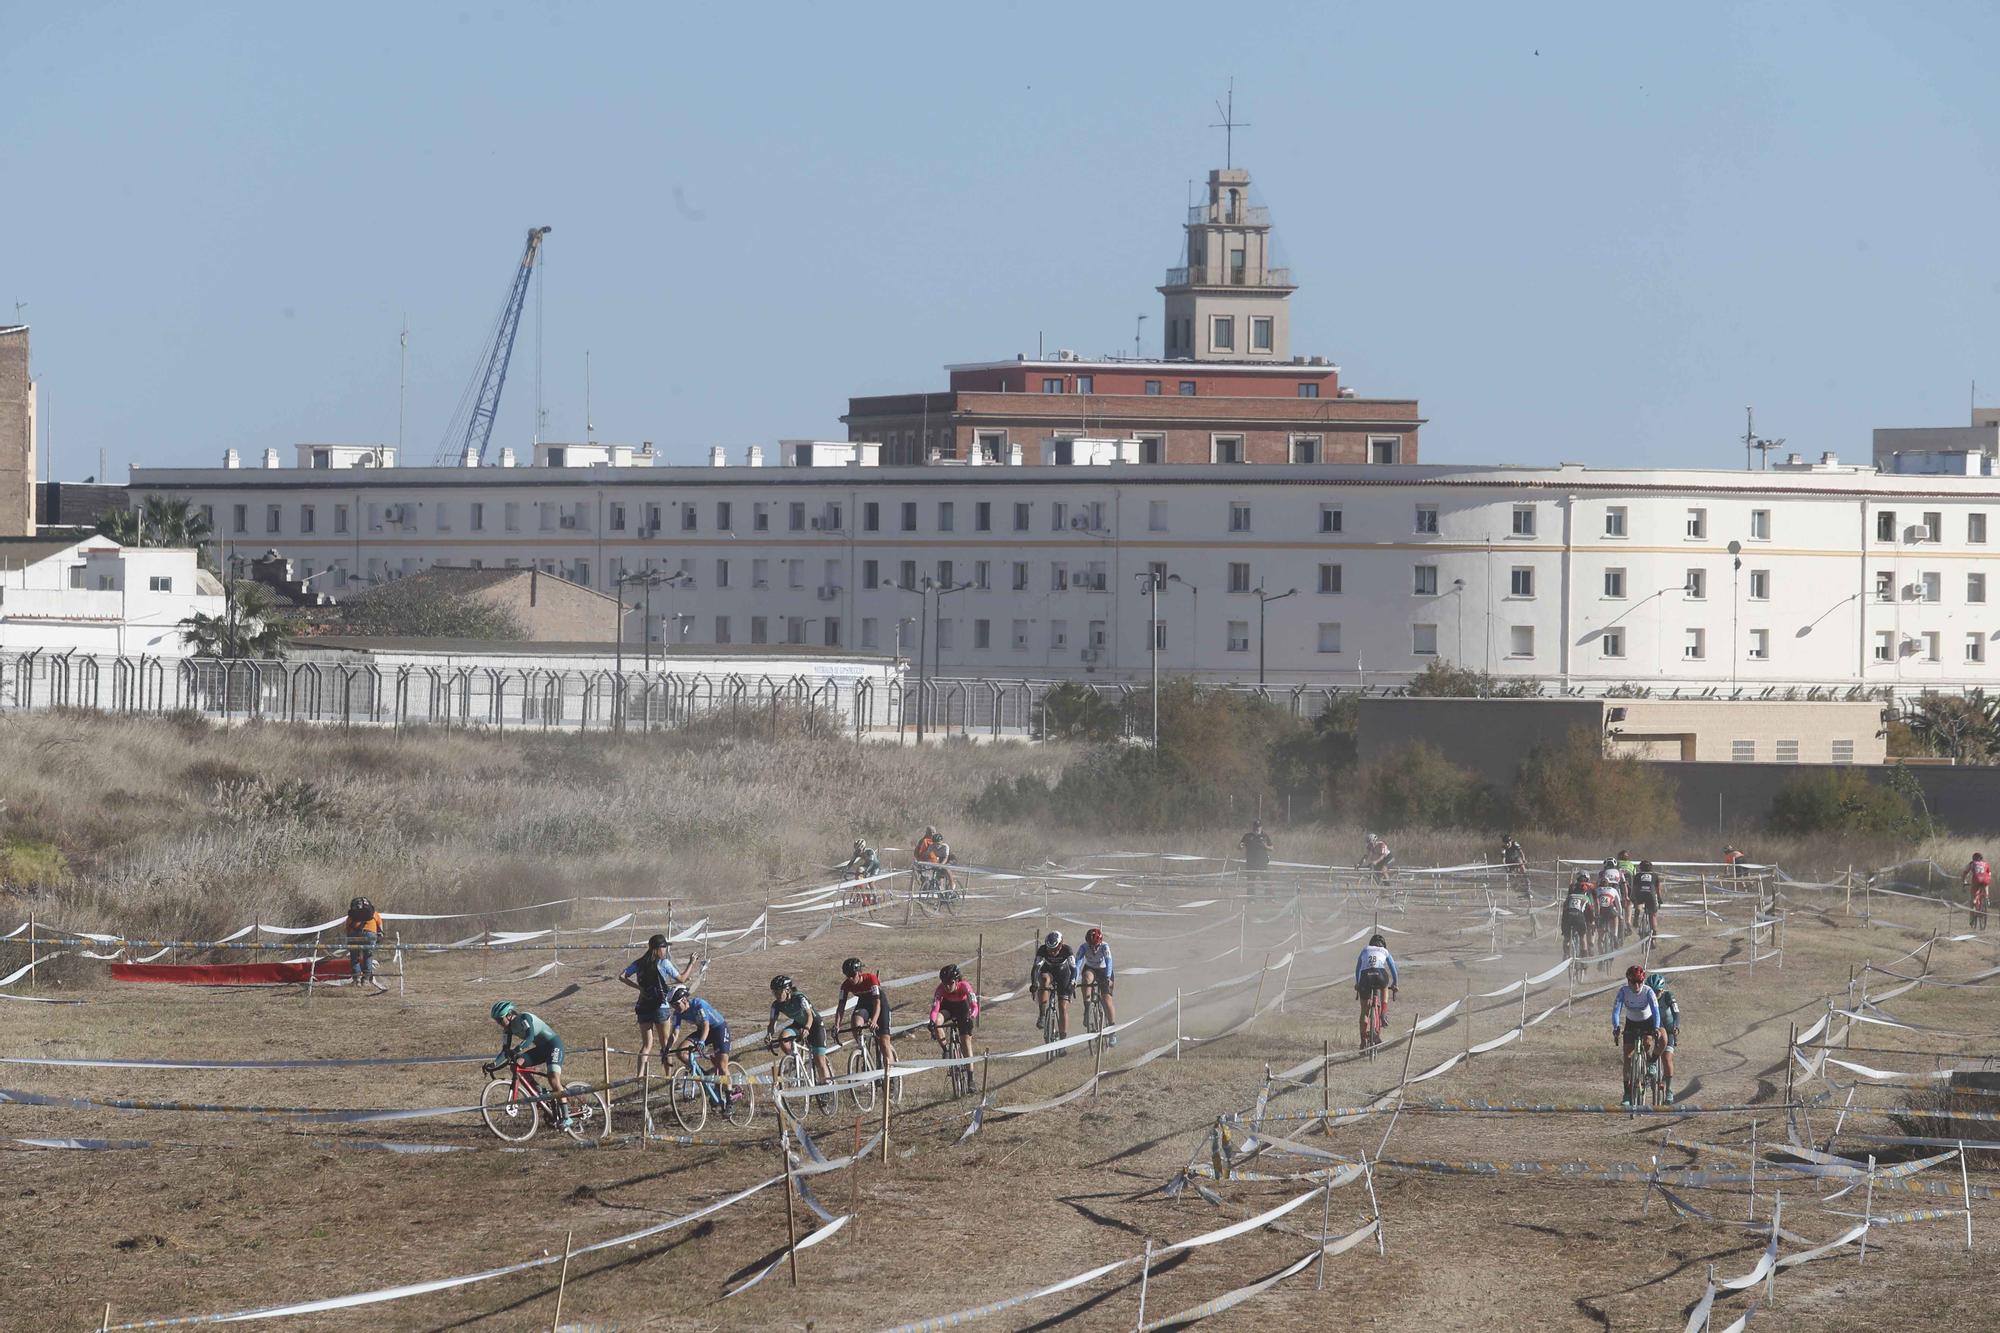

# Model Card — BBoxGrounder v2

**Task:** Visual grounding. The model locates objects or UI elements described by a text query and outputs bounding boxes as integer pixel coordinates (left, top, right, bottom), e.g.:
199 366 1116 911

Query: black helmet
349 896 372 914
939 963 962 984
647 933 669 951
1639 861 1654 874
841 957 863 978
769 974 794 996
1367 934 1387 948
1044 930 1063 947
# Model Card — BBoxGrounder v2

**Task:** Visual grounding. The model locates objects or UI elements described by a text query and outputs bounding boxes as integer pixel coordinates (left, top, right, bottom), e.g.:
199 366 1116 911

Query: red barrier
111 959 355 986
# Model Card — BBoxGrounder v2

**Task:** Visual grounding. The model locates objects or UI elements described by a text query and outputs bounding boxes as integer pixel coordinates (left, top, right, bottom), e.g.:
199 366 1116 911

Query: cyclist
1239 821 1274 873
487 1000 572 1126
1594 863 1625 949
1964 853 1991 921
1610 965 1666 1109
619 933 688 1079
1646 972 1680 1105
344 895 387 992
844 838 882 880
1362 832 1395 882
1353 933 1399 1041
1074 928 1117 1046
1562 872 1596 957
666 984 739 1102
1722 845 1746 880
1630 860 1663 936
767 974 836 1091
1615 849 1638 883
1031 930 1076 1040
914 825 957 896
835 956 895 1072
928 962 979 1058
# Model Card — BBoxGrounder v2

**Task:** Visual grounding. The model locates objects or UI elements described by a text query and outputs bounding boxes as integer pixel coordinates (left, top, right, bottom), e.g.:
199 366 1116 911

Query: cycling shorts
779 1016 833 1056
1036 963 1075 999
849 1000 891 1036
1562 909 1589 934
1356 967 1390 997
1079 965 1112 996
1632 889 1659 911
521 1036 565 1072
934 999 974 1032
1620 1019 1658 1042
704 1024 732 1056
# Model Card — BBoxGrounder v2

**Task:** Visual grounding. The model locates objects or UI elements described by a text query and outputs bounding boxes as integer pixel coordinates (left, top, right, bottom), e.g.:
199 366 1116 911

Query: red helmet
1625 965 1647 986
1085 928 1104 946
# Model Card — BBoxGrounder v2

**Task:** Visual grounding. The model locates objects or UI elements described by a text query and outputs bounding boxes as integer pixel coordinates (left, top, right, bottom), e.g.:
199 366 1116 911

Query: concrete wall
1665 761 2000 837
0 329 35 538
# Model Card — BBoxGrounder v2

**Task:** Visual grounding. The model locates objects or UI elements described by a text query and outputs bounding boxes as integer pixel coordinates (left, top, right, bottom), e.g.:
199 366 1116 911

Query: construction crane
434 226 551 466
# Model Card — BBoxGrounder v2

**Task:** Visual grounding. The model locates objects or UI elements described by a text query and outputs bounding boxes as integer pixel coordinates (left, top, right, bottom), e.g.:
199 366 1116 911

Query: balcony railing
1189 203 1270 226
1161 265 1293 288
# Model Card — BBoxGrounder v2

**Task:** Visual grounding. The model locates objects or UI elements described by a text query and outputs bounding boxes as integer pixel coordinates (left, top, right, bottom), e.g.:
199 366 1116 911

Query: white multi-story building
0 535 222 656
126 442 2000 691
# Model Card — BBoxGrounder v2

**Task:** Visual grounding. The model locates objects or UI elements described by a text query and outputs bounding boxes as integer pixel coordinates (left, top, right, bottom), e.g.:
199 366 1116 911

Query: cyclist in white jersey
1611 965 1667 1107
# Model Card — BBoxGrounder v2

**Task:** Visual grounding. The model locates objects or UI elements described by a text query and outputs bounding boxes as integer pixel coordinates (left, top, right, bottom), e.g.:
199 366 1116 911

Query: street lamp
1135 571 1193 747
931 579 974 693
616 569 692 673
1448 577 1466 665
897 579 967 744
1252 584 1297 685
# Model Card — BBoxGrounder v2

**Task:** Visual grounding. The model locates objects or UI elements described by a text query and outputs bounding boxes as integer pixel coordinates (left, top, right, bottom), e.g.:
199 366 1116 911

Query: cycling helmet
1639 860 1654 874
939 963 962 984
769 974 794 996
1603 858 1616 869
924 825 939 838
1085 928 1104 946
1044 931 1063 947
666 985 690 1007
854 838 866 851
647 933 669 951
1646 973 1671 994
1368 934 1387 949
349 896 373 915
841 957 864 978
1365 832 1378 842
489 1000 515 1022
1625 965 1647 986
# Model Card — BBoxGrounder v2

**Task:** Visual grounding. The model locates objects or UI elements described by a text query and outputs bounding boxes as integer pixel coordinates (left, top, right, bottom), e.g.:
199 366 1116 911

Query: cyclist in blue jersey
487 1000 572 1123
1611 965 1668 1108
667 985 739 1100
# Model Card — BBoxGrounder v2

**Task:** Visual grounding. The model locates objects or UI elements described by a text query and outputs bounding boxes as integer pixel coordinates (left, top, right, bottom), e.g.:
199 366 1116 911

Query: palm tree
179 580 293 659
100 496 214 558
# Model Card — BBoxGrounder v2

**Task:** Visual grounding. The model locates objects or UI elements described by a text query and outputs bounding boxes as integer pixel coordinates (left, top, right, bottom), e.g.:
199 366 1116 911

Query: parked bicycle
480 1058 609 1143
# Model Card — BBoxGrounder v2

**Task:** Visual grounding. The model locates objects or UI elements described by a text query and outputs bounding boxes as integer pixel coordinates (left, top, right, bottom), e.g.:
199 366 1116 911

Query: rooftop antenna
1136 314 1147 359
585 350 594 443
397 315 408 458
1742 406 1784 470
1210 78 1250 169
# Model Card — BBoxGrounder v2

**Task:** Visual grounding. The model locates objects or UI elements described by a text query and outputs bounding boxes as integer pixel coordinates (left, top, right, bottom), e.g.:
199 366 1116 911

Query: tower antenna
1210 78 1250 168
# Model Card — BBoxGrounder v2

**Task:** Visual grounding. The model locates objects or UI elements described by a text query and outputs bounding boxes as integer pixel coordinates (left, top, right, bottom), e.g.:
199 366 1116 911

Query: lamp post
1134 571 1191 747
930 580 974 689
898 581 932 743
1728 540 1743 688
1252 584 1297 685
1449 578 1465 665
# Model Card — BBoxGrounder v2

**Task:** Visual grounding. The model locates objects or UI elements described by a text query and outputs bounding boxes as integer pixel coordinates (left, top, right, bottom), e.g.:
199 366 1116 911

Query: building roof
0 537 94 571
943 356 1338 374
300 635 888 659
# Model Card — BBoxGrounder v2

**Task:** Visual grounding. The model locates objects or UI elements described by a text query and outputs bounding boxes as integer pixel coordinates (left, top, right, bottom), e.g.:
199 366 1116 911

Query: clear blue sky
7 1 2000 476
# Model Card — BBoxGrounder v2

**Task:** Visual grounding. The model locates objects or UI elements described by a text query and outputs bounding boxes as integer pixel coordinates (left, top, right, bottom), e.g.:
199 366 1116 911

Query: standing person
1722 845 1745 881
1239 821 1274 885
619 934 687 1080
1074 928 1117 1046
836 956 895 1072
344 896 387 993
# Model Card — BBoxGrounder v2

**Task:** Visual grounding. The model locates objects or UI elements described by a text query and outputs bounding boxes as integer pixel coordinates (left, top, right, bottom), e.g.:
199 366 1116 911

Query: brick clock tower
1159 168 1296 362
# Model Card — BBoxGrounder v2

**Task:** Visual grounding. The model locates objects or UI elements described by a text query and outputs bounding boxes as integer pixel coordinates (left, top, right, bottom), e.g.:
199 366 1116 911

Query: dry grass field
2 715 1997 1331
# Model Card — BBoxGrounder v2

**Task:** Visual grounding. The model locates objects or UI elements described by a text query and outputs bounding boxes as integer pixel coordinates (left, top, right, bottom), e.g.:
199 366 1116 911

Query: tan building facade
0 327 36 538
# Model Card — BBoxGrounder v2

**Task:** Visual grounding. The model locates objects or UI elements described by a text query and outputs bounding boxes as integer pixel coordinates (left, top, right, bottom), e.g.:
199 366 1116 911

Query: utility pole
1743 407 1785 471
1252 585 1297 685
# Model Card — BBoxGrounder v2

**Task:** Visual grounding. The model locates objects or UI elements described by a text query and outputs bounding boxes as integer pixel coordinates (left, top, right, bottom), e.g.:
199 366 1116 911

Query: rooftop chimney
262 447 280 468
709 445 726 467
1821 451 1839 466
498 447 516 468
224 448 241 469
1008 442 1025 467
747 445 765 467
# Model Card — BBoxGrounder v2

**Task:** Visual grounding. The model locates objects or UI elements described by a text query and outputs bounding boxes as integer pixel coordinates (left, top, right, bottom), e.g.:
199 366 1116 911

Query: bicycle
1621 1036 1660 1113
659 1045 755 1133
1079 978 1106 1039
941 1020 976 1098
769 1033 838 1120
1358 984 1389 1049
913 862 960 914
1034 979 1064 1056
480 1059 609 1143
843 1021 902 1112
1973 885 1989 932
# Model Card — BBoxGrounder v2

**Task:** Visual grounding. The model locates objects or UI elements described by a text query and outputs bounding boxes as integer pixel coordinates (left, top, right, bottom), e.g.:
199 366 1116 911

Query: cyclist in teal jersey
487 1000 572 1120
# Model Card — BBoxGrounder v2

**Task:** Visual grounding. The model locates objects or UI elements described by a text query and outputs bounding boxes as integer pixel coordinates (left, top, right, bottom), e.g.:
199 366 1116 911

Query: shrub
1353 742 1495 830
337 580 527 640
1403 661 1543 698
1512 725 1680 838
1037 682 1122 742
1767 767 1927 838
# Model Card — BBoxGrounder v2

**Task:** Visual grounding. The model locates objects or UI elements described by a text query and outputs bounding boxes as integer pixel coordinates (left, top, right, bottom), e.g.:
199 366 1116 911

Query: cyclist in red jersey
928 964 979 1057
835 956 895 1070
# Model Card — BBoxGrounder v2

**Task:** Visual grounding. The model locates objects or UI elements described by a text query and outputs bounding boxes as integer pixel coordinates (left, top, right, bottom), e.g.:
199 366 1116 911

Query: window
1179 381 1197 396
1089 620 1106 650
1685 569 1707 599
863 502 880 532
900 501 918 532
1414 565 1439 596
1413 624 1439 655
1228 562 1251 593
1924 631 1942 662
1050 502 1068 531
750 616 768 646
786 559 804 589
1414 505 1439 534
335 504 349 534
936 559 954 587
716 501 732 531
1923 511 1943 542
1149 500 1168 531
1604 507 1628 538
1298 382 1320 399
788 501 806 532
1319 505 1342 533
1731 740 1755 763
1317 622 1342 653
1970 633 1987 663
1509 567 1534 598
1318 563 1342 594
1685 508 1707 539
504 501 520 532
1604 568 1627 599
1972 573 1988 605
300 504 315 533
265 504 281 534
1049 620 1067 650
1749 569 1770 600
148 575 172 593
1508 625 1535 658
1013 502 1031 532
1511 505 1536 537
1832 739 1855 764
1290 436 1321 464
1042 377 1063 393
1226 621 1250 652
746 502 765 532
1138 434 1164 464
1251 317 1273 351
974 431 1005 462
1973 513 1989 544
861 560 878 590
1229 502 1251 532
974 619 991 650
1750 509 1771 540
1212 435 1244 464
1050 564 1067 592
859 618 878 650
1684 628 1706 659
1011 619 1030 650
894 559 915 591
1210 315 1234 351
715 616 732 645
1875 570 1895 602
1012 562 1028 591
715 559 730 589
938 501 954 532
1145 380 1162 395
1876 510 1897 542
1601 629 1625 659
1368 437 1398 464
1922 572 1941 603
974 501 991 532
974 560 990 590
1874 630 1894 662
681 504 697 531
1748 628 1770 659
1075 375 1093 394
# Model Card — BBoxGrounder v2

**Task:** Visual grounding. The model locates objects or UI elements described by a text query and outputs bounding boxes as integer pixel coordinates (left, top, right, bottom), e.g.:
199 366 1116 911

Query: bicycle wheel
481 1077 540 1142
847 1044 879 1113
1624 1046 1645 1111
724 1068 757 1127
561 1086 611 1142
778 1051 813 1120
1083 995 1104 1036
669 1067 708 1133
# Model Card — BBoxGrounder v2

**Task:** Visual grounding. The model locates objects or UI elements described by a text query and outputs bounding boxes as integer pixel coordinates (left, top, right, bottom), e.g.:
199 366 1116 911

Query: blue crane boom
436 226 551 466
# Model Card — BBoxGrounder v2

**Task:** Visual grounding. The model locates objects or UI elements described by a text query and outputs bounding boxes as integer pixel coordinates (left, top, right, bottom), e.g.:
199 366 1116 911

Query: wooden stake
99 1303 109 1333
1858 1160 1875 1263
1362 1151 1386 1255
1960 1140 1974 1250
1313 1178 1336 1290
973 933 983 1003
1374 1019 1420 1160
1092 1032 1104 1097
550 1228 574 1332
1462 972 1473 1062
762 906 771 952
641 1069 652 1148
1174 988 1183 1060
850 1116 862 1245
601 1036 613 1137
781 1117 801 1287
1748 1119 1758 1221
1767 1193 1782 1305
24 911 33 993
395 930 405 998
880 1046 892 1163
1136 1239 1154 1326
1321 1039 1331 1131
